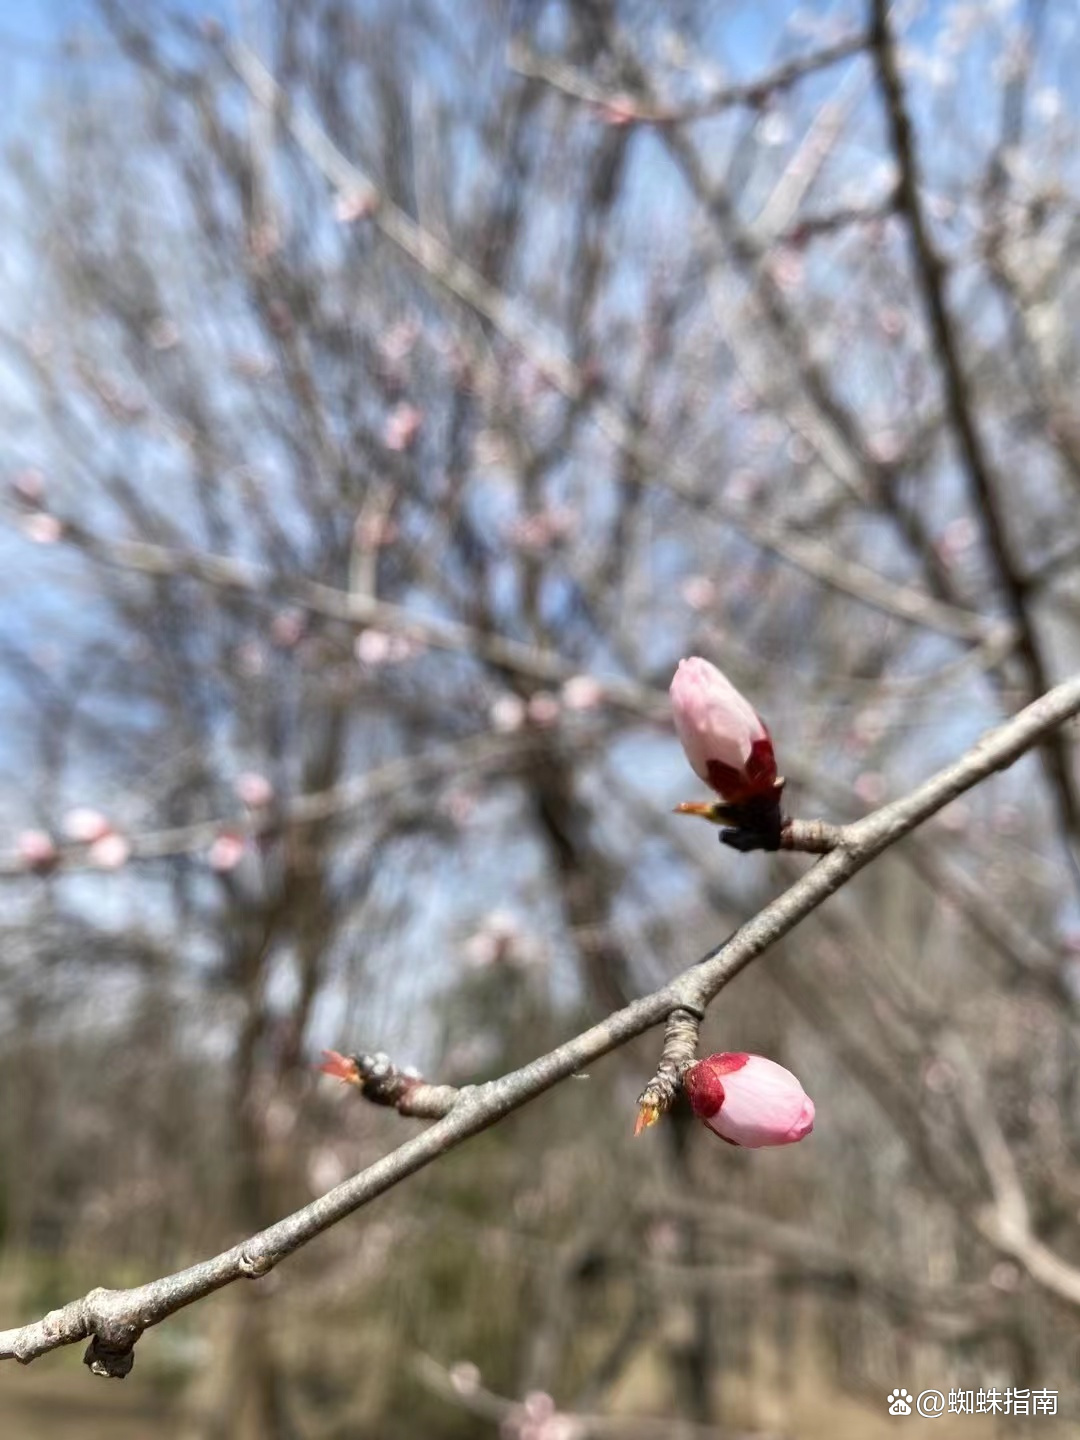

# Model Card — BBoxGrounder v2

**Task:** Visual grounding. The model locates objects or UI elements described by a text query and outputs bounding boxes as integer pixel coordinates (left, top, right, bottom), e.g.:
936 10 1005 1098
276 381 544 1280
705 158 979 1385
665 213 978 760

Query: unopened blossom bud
11 469 45 506
207 831 247 872
87 832 131 870
383 403 423 452
62 807 112 844
669 657 777 804
17 829 58 873
526 692 560 728
235 772 274 808
22 513 62 545
683 1053 814 1148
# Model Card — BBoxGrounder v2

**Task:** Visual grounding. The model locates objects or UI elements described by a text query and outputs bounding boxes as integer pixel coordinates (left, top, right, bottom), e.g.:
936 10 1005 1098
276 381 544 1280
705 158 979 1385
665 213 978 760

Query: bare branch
220 41 996 648
508 30 869 124
870 0 1080 861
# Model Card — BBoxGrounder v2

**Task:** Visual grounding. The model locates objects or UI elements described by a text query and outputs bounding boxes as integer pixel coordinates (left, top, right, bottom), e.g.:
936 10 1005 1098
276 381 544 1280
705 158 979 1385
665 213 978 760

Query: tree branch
218 40 996 648
1 672 1077 1375
870 0 1080 865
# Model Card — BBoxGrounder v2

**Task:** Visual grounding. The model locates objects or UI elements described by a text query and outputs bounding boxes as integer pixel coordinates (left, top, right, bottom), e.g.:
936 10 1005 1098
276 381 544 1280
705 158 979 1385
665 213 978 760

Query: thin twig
507 30 869 124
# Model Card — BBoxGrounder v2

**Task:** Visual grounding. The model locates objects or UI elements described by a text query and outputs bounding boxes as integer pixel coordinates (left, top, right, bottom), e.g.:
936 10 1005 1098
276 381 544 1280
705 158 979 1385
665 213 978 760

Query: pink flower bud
87 832 131 870
490 694 526 733
17 829 58 873
334 188 378 224
383 403 423 451
669 657 777 803
11 469 45 506
235 772 274 808
62 808 112 844
560 675 604 711
683 1053 814 1148
208 831 247 872
22 513 62 545
355 629 393 666
270 609 305 648
526 692 561 728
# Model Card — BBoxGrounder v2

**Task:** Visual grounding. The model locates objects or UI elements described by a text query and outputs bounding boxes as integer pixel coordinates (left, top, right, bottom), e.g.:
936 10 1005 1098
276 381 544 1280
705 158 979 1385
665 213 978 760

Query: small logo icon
917 1389 946 1418
888 1388 913 1416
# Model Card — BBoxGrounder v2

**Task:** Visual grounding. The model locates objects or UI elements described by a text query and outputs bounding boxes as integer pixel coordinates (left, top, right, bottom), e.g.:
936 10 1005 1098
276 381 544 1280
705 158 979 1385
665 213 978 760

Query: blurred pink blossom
22 513 62 545
235 642 267 677
990 1261 1022 1293
334 189 378 223
383 403 424 451
854 770 887 806
560 675 604 711
11 469 45 505
230 352 274 380
852 706 887 749
644 1219 680 1258
17 830 58 873
265 299 293 336
438 788 477 828
506 508 578 552
868 429 902 464
88 833 131 870
680 575 717 611
683 1053 815 1148
147 317 181 350
208 832 247 872
526 692 561 728
594 94 639 126
725 468 766 506
937 515 978 564
354 629 392 666
490 694 526 733
354 513 400 549
448 1361 482 1397
270 609 306 648
767 247 804 291
935 800 970 834
878 306 906 338
62 808 112 844
461 911 544 971
922 1058 956 1094
462 911 520 969
235 772 274 808
354 629 421 666
523 1393 556 1422
379 318 420 364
